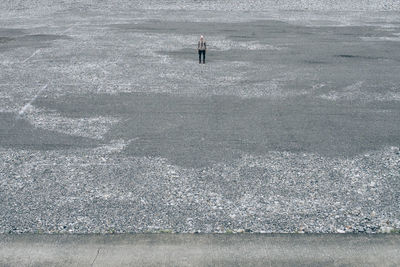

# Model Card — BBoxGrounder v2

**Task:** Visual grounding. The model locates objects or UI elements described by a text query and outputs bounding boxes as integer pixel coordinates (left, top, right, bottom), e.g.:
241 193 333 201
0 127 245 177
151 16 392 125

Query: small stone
380 226 394 233
390 146 399 154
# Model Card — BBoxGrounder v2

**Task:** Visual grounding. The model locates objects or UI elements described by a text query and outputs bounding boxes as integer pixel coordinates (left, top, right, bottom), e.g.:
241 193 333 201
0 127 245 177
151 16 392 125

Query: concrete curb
0 234 399 266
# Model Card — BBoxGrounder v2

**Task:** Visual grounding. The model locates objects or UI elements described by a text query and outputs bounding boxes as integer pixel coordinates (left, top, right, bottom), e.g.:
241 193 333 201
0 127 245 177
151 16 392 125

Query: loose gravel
1 1 399 234
1 146 399 233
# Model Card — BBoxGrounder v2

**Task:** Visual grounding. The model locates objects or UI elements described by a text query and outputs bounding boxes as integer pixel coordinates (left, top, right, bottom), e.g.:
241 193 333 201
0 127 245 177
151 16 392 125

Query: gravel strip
1 146 399 234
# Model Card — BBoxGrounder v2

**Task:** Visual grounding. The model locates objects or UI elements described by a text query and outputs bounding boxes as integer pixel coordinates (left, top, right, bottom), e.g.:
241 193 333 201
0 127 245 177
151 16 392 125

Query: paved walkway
1 234 399 266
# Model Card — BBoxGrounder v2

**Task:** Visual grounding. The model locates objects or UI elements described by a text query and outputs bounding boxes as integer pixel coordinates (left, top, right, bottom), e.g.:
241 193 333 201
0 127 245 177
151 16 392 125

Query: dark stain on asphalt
0 112 100 150
0 37 14 44
0 31 72 52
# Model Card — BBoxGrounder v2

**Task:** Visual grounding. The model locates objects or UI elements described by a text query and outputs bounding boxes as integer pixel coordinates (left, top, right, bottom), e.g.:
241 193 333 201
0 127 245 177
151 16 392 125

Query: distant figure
198 35 207 64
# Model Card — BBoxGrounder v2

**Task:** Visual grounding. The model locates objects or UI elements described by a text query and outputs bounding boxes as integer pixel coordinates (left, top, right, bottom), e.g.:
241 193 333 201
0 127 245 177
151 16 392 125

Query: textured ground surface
0 1 399 233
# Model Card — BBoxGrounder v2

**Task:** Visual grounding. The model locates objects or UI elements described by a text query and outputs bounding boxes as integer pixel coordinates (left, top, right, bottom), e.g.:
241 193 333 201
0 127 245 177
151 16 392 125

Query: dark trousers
198 50 206 63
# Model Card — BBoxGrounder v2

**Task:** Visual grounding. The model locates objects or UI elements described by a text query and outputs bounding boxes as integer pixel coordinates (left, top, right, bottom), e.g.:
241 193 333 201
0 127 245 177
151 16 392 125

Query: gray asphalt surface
1 1 400 234
1 234 400 266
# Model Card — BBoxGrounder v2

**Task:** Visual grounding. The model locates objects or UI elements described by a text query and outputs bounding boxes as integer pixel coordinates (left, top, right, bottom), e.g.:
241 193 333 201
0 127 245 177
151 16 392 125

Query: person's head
200 35 204 41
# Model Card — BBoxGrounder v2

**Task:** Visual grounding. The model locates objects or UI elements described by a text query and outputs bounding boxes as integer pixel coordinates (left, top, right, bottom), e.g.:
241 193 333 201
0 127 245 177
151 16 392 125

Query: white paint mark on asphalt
61 26 74 34
22 49 41 63
129 137 140 143
21 25 75 64
18 84 48 117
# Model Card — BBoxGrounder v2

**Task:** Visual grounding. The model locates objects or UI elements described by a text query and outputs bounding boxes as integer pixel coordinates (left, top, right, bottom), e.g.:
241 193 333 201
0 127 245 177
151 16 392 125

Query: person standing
198 35 206 64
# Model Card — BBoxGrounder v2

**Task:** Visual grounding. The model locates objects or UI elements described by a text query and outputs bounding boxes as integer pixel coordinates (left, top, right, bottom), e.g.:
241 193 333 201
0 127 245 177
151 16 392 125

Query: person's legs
203 51 206 64
198 50 201 63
